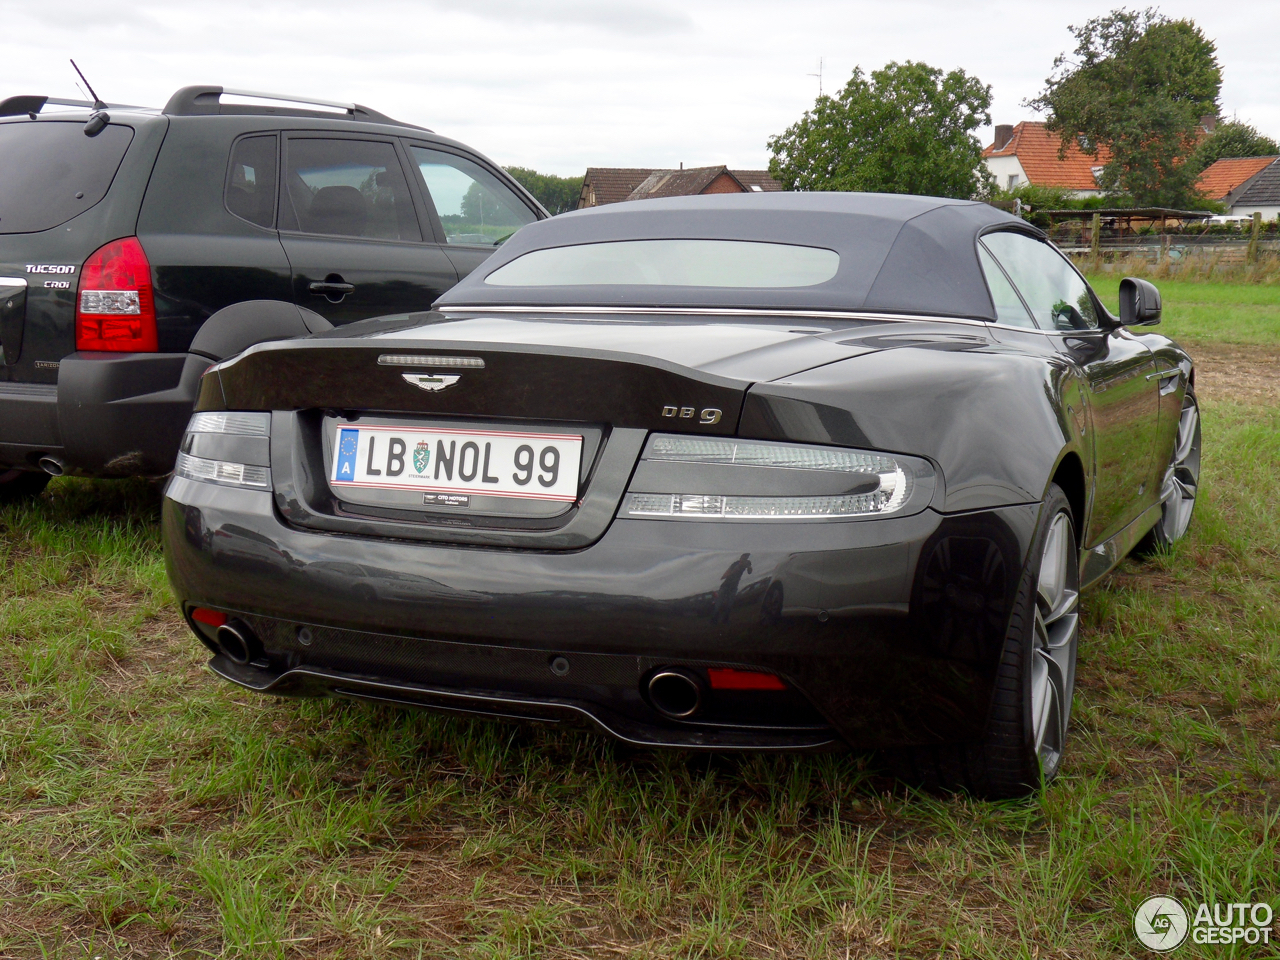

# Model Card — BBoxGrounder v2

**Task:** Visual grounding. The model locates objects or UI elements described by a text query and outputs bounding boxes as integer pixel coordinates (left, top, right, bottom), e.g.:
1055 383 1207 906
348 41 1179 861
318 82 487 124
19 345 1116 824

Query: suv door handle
309 281 355 295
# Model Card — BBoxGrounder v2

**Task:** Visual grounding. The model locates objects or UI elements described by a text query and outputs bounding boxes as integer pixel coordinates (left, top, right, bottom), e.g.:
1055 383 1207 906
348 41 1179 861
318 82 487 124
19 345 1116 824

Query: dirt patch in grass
1186 342 1280 406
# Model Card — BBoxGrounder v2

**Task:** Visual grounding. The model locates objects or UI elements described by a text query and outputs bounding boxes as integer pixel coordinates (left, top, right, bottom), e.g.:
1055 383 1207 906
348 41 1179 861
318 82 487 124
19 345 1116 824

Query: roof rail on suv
161 86 429 130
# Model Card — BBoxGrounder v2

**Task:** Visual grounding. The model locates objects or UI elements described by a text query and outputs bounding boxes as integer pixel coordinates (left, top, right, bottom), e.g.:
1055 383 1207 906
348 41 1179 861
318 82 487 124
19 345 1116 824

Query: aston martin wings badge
402 373 461 392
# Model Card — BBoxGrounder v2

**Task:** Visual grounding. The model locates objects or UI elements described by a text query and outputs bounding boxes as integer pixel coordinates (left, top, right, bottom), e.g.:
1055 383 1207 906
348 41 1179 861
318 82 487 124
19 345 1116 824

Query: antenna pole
807 57 824 98
70 59 105 109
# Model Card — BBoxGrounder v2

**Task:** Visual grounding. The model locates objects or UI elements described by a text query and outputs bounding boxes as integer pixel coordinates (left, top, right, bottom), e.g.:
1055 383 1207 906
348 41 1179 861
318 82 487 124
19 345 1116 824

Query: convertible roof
436 192 1041 321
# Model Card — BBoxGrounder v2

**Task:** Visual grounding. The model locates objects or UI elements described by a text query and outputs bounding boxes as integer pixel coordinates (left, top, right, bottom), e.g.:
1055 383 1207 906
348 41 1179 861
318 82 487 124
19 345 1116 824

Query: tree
767 61 993 199
1028 8 1221 208
505 167 584 216
1191 121 1280 172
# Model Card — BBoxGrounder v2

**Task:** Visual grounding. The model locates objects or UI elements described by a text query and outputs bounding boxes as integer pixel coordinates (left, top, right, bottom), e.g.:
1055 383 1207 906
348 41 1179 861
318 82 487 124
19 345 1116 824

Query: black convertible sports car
162 193 1200 798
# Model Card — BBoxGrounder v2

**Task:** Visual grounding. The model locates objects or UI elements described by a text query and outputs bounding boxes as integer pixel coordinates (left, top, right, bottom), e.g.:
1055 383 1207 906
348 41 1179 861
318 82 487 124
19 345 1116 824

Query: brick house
577 166 780 209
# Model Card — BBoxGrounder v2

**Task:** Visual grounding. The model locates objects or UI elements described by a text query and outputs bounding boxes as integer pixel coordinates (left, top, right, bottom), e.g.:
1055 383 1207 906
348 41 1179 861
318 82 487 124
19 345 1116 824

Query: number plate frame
329 423 583 503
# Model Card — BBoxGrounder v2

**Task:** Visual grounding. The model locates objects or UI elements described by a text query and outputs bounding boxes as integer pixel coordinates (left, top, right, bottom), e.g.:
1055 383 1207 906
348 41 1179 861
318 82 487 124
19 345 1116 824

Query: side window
981 232 1100 331
409 146 536 246
280 139 421 241
225 135 278 228
977 244 1035 327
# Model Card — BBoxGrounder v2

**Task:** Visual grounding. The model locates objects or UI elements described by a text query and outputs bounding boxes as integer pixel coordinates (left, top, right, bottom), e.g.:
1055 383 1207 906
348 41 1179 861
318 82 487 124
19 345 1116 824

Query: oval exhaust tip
647 669 703 719
215 622 256 665
38 457 64 477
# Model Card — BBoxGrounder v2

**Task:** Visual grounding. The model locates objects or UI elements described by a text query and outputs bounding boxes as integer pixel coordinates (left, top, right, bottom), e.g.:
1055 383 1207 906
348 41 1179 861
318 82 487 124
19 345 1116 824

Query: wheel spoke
1175 403 1199 464
1042 646 1067 747
1029 505 1080 778
1037 514 1070 616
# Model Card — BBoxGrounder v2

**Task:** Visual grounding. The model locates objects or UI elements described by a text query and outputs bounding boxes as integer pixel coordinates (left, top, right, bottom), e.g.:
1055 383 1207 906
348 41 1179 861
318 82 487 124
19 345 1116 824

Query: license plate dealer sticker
331 425 582 502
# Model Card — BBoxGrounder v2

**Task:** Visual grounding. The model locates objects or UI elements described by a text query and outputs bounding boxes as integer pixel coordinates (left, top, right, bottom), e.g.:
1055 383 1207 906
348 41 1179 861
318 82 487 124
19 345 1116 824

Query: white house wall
1228 204 1280 220
984 155 1027 191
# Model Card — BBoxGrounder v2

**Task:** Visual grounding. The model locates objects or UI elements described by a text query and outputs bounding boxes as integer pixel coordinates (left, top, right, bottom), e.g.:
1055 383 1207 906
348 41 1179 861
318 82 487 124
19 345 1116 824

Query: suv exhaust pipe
38 457 64 476
647 669 704 719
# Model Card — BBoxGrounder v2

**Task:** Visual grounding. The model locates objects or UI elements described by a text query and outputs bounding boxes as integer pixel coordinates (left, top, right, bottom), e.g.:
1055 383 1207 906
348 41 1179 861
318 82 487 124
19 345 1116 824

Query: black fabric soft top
435 192 1042 321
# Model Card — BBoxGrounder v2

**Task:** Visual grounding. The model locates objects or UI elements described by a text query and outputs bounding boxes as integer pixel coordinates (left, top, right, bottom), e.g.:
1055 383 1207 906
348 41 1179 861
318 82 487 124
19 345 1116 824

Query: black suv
0 85 546 496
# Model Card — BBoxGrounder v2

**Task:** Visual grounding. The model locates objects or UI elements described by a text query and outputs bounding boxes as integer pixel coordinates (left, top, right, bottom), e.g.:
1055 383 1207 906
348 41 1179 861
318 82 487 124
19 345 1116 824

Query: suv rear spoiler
0 95 148 117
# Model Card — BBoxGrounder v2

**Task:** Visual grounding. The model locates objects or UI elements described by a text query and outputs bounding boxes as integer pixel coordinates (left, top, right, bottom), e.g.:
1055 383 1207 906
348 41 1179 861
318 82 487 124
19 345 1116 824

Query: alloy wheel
1159 391 1201 542
1029 510 1079 777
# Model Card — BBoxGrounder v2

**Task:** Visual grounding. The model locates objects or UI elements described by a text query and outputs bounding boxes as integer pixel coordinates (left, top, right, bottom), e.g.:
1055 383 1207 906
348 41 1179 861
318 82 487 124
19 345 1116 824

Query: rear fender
741 346 1084 514
190 299 332 362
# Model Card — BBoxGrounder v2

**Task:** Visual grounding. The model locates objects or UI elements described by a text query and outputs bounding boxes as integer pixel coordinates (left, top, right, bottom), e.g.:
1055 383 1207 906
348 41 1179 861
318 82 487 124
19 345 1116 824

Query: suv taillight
76 237 158 352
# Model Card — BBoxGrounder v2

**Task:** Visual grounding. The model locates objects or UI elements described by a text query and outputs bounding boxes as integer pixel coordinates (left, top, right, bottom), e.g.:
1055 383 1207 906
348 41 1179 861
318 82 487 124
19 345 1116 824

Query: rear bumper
164 476 1041 750
0 352 208 476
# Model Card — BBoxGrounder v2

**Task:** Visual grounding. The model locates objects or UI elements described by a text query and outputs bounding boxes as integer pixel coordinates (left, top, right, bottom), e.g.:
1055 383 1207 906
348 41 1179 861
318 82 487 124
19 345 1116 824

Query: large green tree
1028 8 1221 208
1191 120 1280 172
767 61 993 199
505 167 584 216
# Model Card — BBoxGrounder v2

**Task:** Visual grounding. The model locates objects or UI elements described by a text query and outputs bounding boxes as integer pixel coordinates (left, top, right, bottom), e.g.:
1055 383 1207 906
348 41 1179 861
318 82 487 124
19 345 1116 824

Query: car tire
1137 384 1201 554
890 483 1080 799
0 469 51 504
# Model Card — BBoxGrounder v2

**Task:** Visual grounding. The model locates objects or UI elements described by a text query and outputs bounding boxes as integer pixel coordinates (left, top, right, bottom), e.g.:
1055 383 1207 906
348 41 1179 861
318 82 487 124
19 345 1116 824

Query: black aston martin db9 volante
163 193 1200 797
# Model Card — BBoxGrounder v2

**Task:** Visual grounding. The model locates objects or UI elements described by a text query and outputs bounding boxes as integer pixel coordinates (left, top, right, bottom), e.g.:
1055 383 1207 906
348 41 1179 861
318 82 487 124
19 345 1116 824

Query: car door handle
308 281 355 295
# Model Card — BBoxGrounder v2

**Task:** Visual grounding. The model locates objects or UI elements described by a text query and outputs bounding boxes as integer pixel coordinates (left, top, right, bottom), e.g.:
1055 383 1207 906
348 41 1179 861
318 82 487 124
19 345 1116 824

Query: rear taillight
76 237 158 352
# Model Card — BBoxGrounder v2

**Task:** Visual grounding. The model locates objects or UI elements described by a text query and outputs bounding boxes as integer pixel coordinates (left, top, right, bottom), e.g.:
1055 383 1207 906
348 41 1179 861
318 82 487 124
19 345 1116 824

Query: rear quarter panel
741 342 1088 515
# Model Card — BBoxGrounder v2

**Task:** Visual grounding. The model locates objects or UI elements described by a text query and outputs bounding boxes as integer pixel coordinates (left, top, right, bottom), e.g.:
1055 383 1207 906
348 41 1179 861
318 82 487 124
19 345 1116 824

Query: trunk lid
205 309 890 548
0 116 157 383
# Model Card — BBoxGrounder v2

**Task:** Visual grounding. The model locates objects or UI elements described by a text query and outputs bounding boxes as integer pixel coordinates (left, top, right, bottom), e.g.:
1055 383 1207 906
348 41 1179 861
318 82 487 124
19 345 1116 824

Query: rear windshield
483 239 840 288
0 121 134 234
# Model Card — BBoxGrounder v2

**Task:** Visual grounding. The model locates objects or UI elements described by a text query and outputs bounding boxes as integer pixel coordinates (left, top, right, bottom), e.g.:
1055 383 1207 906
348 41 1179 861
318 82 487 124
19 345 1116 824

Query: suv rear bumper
0 352 209 477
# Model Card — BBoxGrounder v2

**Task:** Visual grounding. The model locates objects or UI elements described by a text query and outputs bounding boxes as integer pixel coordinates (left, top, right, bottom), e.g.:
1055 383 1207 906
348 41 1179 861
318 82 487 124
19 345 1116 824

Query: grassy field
1 281 1277 958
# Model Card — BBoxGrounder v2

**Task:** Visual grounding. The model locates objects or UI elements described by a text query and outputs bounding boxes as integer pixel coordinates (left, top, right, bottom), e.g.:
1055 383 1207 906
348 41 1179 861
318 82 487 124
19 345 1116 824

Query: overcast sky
4 0 1277 177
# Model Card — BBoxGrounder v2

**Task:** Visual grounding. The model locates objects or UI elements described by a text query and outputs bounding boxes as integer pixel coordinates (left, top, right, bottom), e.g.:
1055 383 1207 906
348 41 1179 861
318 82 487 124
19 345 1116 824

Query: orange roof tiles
984 121 1111 191
1196 156 1279 201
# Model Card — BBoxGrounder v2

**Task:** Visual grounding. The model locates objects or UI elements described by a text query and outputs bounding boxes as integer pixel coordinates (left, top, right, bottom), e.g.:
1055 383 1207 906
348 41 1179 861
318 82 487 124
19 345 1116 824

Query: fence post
1090 212 1101 264
1247 211 1261 264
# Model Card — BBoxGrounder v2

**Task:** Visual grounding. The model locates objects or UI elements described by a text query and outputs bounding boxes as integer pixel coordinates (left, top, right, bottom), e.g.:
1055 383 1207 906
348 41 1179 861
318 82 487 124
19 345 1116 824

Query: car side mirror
1118 277 1161 326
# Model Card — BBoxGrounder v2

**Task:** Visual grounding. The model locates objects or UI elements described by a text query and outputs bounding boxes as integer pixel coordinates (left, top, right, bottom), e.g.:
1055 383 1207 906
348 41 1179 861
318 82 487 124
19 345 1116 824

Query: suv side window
410 146 536 246
981 231 1100 331
225 135 278 228
280 138 421 241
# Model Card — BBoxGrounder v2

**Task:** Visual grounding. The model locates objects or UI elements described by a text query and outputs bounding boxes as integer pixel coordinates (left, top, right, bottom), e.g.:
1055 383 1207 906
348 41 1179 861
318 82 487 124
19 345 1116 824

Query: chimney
994 124 1014 150
1199 114 1217 134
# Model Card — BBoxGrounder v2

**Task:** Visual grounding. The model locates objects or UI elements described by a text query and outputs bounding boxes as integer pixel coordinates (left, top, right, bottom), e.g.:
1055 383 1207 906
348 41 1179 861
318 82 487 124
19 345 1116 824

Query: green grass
2 283 1278 958
1085 274 1280 347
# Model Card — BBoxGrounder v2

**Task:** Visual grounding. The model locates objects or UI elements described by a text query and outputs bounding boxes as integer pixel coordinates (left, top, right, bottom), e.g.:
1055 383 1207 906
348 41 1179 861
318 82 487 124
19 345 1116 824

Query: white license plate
330 425 582 502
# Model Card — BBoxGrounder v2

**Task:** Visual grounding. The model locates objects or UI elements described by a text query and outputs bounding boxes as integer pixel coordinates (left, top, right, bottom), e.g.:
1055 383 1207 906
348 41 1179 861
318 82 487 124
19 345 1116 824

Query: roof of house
731 170 783 192
627 166 745 201
1196 156 1279 201
1233 159 1280 207
983 121 1112 191
581 168 657 206
580 167 781 207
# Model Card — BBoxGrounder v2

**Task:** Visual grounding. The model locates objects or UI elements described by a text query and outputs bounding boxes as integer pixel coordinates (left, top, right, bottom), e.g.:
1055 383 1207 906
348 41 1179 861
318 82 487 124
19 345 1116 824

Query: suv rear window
0 121 134 234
